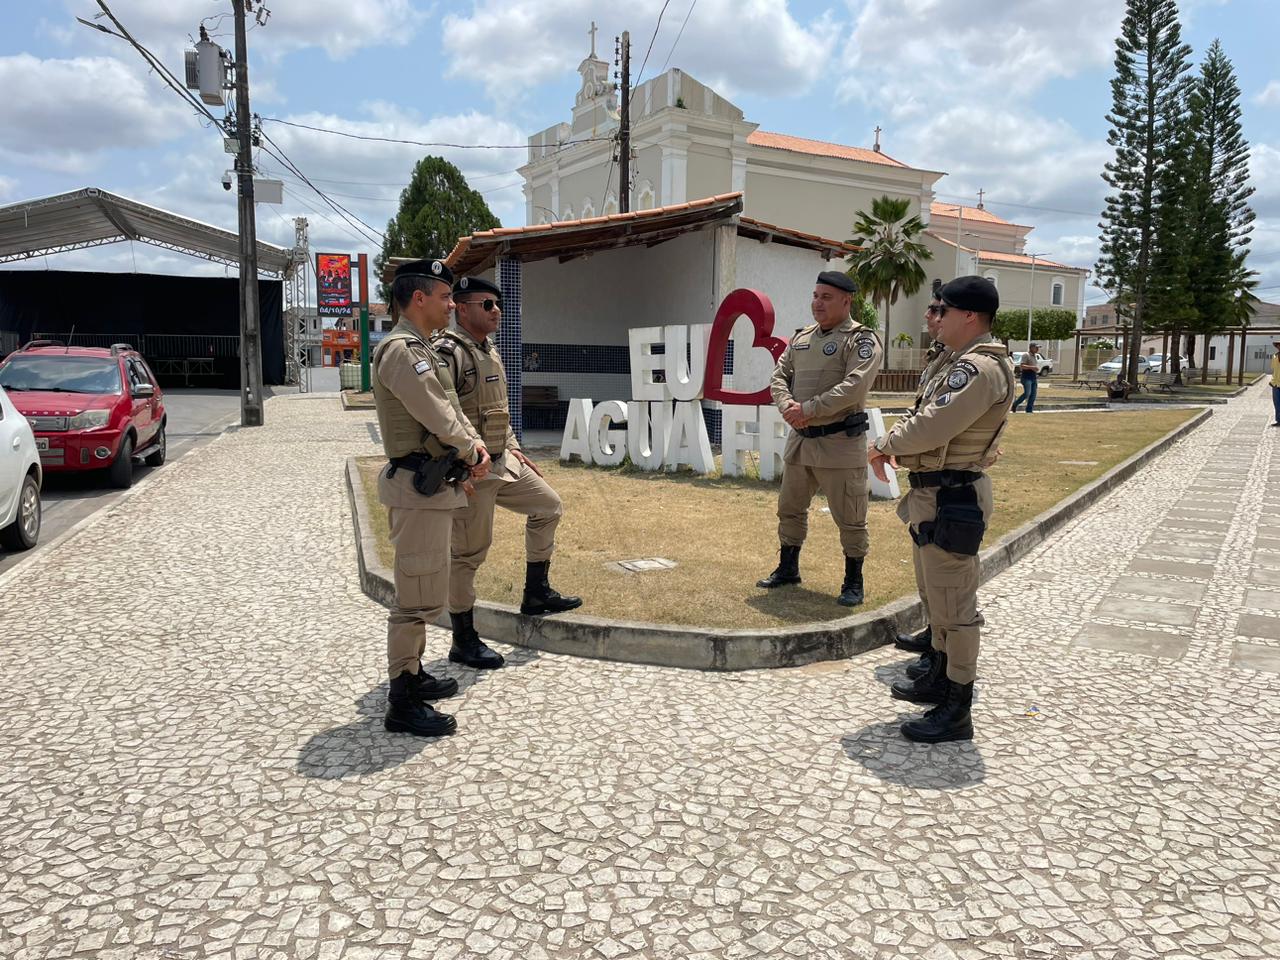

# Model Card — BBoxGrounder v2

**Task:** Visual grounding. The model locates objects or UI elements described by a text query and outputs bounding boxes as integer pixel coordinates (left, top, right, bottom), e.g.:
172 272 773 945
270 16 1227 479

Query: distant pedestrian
1271 339 1280 426
1011 343 1040 413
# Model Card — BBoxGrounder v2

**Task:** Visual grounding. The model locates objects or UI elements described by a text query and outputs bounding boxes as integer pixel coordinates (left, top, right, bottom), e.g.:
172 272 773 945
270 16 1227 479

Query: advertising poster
316 253 353 317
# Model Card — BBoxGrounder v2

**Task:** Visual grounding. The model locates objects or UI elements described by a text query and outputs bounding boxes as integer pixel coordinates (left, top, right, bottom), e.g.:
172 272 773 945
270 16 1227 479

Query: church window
561 205 574 221
603 193 618 216
1051 280 1065 306
581 198 596 219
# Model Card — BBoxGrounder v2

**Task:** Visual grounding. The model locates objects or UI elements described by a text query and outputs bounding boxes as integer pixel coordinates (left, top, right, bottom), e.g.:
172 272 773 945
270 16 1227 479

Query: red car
0 341 166 489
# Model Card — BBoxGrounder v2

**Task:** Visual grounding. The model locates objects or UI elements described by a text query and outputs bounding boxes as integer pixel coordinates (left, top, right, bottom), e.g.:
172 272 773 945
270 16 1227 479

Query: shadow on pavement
295 644 540 779
840 719 987 789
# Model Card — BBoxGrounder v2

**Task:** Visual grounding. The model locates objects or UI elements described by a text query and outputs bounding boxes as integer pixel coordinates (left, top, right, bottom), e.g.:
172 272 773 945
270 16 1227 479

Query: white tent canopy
0 187 293 277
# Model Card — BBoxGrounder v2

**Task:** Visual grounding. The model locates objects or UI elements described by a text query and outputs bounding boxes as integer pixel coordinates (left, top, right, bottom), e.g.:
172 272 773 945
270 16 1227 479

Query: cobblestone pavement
2 388 1278 960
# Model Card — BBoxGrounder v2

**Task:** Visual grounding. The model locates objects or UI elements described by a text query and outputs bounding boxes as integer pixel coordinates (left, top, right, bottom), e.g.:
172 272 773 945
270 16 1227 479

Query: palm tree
846 196 932 345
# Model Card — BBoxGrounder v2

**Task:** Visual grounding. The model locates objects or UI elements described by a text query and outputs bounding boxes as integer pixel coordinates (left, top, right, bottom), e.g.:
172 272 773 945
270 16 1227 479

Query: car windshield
0 355 122 394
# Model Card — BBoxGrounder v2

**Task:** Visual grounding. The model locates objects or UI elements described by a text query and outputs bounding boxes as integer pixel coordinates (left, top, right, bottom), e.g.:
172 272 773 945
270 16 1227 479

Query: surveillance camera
221 171 234 192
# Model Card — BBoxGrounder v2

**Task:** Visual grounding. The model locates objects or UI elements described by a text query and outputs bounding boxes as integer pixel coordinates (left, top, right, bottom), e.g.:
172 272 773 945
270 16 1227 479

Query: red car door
125 358 154 445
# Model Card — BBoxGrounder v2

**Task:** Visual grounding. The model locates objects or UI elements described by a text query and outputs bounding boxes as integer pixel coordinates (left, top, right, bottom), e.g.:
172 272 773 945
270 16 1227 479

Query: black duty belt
908 469 984 489
798 411 868 439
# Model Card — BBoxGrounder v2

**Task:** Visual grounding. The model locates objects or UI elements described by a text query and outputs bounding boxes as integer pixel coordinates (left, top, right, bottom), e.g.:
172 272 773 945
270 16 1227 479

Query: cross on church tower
873 125 882 153
976 188 985 210
588 21 598 58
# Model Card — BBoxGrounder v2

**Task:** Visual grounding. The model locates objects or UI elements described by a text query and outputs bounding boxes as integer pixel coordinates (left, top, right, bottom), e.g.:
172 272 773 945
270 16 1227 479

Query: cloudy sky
2 0 1277 309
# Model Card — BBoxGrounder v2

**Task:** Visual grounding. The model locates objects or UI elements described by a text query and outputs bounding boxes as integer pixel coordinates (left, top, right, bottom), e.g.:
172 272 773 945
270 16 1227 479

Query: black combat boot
756 545 802 588
895 625 933 653
837 556 864 607
448 609 505 669
904 647 937 680
384 672 457 737
891 648 949 704
520 560 583 615
901 679 975 743
406 661 458 701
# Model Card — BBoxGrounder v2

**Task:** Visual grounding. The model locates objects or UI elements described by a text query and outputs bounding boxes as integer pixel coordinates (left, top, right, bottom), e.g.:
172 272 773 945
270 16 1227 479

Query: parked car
0 341 167 489
0 383 42 550
1096 354 1152 376
1011 351 1054 375
1144 354 1193 374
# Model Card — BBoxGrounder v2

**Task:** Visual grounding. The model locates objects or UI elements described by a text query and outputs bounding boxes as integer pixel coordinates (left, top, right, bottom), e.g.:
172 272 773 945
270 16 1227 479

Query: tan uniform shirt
435 327 520 482
372 320 480 511
875 334 1014 471
910 343 954 416
770 318 882 468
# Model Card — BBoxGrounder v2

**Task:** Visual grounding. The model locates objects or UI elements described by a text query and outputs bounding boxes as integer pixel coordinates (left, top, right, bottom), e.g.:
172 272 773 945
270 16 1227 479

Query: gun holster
389 450 470 497
911 482 986 556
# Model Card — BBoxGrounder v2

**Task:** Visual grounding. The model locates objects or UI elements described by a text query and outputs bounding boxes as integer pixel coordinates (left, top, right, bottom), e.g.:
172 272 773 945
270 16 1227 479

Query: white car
1012 352 1053 375
1144 354 1192 374
0 384 42 550
1096 355 1151 375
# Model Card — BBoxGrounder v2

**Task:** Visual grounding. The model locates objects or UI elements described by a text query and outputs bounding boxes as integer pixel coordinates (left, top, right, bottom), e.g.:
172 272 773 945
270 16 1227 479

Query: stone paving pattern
1 388 1278 960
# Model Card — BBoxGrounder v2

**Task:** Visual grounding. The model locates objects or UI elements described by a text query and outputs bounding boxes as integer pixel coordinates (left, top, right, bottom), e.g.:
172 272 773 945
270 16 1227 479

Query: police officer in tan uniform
757 271 882 606
869 276 1014 743
434 275 581 663
897 281 955 656
372 258 492 738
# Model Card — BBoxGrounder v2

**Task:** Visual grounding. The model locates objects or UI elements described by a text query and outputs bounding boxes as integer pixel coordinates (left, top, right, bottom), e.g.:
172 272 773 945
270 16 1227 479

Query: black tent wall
0 270 285 387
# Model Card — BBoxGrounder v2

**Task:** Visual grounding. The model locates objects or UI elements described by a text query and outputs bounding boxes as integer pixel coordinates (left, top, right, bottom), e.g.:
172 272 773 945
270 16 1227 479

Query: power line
634 0 674 86
934 191 1096 219
259 116 611 150
258 132 384 247
658 0 697 75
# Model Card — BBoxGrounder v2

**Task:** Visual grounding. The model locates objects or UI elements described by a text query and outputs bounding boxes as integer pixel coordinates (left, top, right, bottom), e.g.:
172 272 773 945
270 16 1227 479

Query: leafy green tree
846 196 932 344
850 294 879 330
1096 0 1192 386
374 156 501 302
992 308 1078 344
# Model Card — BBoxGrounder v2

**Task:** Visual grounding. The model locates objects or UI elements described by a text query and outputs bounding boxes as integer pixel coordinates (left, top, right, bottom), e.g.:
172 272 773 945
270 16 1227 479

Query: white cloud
443 0 837 104
837 0 1120 117
0 54 193 174
1256 81 1280 108
1248 143 1280 219
64 0 417 61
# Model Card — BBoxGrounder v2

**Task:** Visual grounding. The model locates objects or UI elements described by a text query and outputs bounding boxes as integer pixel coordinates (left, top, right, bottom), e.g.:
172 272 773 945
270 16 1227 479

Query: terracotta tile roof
746 131 906 168
738 215 860 255
925 232 1083 272
929 202 1032 229
439 192 747 268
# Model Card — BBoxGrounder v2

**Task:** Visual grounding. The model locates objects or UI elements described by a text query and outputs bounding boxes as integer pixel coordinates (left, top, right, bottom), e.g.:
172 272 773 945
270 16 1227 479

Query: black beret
453 275 501 298
940 275 999 316
394 258 453 287
816 270 856 294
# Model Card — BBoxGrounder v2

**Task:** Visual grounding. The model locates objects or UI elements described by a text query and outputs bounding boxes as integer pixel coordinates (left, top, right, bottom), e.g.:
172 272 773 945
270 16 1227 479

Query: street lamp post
963 232 983 275
1024 252 1052 347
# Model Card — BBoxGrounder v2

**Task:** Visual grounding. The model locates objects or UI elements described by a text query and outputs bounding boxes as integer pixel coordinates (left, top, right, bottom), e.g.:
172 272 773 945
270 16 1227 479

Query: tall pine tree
1182 39 1256 382
374 156 501 302
1096 0 1192 386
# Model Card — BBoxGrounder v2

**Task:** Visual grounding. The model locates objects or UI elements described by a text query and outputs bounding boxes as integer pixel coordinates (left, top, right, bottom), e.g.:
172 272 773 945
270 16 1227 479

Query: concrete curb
348 406 1214 671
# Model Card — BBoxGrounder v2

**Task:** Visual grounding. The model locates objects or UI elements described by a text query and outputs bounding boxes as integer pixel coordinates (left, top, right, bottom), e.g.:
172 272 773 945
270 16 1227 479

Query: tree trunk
1200 334 1210 384
883 301 891 354
1169 324 1182 384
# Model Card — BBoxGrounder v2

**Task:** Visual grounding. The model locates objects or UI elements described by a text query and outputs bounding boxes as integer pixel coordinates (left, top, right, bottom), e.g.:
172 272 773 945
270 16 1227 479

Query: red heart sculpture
702 288 787 405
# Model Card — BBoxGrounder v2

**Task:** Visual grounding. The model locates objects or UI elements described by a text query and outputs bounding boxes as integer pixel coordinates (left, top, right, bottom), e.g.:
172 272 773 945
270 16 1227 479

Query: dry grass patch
357 408 1199 629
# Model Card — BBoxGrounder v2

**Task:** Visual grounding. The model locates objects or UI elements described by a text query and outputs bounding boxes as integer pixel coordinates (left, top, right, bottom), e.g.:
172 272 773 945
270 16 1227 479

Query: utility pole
232 0 264 426
618 31 631 213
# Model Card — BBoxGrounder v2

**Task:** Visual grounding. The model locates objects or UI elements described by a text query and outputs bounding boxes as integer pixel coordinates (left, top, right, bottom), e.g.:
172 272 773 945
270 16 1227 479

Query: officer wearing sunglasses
868 276 1014 744
434 275 582 663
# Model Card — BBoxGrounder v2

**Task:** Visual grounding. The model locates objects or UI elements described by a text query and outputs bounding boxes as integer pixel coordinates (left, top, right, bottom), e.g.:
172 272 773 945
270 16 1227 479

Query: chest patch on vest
485 374 501 382
823 341 838 356
857 340 875 360
947 360 980 390
413 359 431 375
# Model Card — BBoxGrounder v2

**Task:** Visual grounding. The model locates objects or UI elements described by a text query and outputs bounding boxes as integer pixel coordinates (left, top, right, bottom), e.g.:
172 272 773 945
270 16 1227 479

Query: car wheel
0 472 41 550
109 434 135 489
1041 366 1051 376
144 422 167 467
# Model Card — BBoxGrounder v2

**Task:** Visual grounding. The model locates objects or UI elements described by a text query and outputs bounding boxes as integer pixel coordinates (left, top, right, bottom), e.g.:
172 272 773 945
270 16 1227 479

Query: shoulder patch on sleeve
934 391 953 407
413 358 432 375
947 360 979 391
857 338 876 360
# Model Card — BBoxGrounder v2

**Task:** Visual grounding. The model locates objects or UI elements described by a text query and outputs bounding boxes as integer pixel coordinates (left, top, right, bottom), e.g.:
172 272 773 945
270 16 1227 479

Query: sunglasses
461 298 502 312
926 304 949 318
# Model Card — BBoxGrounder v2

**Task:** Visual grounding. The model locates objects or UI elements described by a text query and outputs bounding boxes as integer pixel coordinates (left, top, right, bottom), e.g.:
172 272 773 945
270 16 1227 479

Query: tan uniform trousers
897 475 994 684
386 505 453 680
449 457 563 612
777 464 870 557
